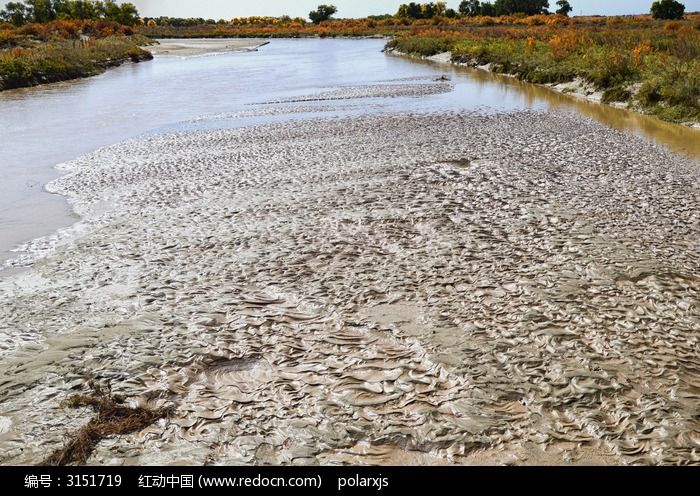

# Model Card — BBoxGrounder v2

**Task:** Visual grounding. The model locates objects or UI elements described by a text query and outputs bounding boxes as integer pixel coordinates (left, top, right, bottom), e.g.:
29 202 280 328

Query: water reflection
410 56 700 158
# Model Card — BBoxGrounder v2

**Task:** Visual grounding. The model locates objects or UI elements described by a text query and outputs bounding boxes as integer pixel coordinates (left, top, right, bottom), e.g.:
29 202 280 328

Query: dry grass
40 381 170 466
0 21 152 91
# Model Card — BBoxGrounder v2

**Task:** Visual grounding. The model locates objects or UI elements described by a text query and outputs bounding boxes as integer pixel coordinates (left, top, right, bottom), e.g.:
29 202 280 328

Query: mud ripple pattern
0 110 699 465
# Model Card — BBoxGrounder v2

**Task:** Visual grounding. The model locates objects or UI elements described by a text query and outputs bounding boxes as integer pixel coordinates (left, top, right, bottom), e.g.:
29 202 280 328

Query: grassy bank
0 20 153 91
385 15 700 124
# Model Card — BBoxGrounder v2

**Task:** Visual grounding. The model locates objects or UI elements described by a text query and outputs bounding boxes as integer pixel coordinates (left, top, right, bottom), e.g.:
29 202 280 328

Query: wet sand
1 79 700 465
147 38 270 57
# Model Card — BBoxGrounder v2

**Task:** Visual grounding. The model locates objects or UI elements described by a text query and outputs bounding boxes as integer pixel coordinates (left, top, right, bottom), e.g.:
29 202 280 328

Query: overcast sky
2 1 700 18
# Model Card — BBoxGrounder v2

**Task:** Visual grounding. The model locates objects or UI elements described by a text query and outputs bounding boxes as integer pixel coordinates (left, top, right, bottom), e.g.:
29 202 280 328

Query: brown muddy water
0 39 699 466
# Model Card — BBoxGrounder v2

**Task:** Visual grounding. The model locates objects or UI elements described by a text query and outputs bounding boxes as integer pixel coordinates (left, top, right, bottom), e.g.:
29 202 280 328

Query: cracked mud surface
1 83 699 465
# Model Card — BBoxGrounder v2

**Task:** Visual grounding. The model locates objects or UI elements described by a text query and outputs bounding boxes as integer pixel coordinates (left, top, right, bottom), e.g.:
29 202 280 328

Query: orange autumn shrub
632 41 654 66
548 30 585 59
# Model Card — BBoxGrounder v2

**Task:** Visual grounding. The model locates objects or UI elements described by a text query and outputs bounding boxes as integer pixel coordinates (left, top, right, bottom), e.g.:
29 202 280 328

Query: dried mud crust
0 110 699 465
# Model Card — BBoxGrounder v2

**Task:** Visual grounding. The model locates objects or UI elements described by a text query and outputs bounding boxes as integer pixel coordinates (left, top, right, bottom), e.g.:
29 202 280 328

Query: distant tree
26 0 54 22
396 2 452 19
493 0 550 15
309 4 337 24
433 1 447 16
0 0 140 25
480 2 497 15
114 2 138 25
408 2 422 18
52 0 77 20
397 2 422 18
102 0 139 26
0 2 30 24
459 0 482 16
104 1 121 22
555 0 573 16
61 0 99 20
650 0 685 20
458 0 548 16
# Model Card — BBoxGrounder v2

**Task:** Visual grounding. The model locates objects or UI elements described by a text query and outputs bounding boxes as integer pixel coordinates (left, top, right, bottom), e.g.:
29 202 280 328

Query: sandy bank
147 38 270 57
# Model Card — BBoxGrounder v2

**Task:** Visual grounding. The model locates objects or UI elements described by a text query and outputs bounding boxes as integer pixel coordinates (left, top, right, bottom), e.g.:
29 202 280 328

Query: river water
1 38 699 271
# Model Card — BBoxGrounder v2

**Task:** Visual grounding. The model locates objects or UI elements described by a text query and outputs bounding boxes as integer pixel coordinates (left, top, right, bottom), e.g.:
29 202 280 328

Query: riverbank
0 36 152 92
0 21 153 92
384 16 700 127
387 47 700 129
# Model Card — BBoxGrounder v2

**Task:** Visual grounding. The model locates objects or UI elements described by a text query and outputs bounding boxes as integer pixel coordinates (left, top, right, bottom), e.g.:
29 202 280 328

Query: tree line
0 0 139 26
397 1 686 19
396 1 571 18
396 2 456 18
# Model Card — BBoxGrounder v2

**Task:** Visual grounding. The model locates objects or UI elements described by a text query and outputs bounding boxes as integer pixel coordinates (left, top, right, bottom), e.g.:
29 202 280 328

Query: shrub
664 20 684 31
602 86 632 103
0 28 18 47
389 35 454 56
309 5 337 25
651 0 686 20
638 79 663 104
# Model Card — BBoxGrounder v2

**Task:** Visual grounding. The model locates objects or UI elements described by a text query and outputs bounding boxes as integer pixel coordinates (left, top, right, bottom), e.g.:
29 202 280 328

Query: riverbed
0 39 699 466
2 38 699 271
